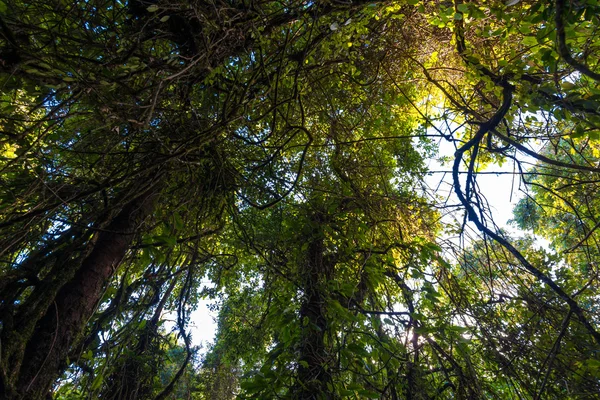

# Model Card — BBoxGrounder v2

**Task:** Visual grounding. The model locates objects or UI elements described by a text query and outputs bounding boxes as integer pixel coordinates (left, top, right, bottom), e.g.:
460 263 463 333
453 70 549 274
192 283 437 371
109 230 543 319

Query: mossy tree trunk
0 187 157 399
295 213 335 399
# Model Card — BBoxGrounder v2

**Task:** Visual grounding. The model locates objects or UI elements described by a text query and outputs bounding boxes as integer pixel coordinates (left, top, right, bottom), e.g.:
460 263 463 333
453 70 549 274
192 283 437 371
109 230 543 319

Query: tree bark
295 214 334 399
9 187 157 399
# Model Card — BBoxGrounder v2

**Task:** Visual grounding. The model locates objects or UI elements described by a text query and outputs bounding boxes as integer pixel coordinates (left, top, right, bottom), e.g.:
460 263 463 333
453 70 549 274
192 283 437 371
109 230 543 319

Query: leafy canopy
0 0 600 399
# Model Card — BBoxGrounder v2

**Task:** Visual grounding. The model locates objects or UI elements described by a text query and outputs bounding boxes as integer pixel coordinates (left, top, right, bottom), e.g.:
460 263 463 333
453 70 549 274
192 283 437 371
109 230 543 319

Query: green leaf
348 343 369 357
173 212 184 230
357 389 380 398
522 36 538 47
572 124 586 138
153 234 177 247
91 374 103 391
457 3 469 13
147 4 159 12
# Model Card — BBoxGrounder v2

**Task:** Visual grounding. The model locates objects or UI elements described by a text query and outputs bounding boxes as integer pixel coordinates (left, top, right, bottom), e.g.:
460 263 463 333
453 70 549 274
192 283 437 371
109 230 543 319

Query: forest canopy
1 0 600 398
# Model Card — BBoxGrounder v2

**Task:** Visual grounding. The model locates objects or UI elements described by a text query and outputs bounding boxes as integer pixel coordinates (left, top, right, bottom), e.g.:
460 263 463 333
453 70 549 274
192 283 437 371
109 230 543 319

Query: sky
188 297 219 348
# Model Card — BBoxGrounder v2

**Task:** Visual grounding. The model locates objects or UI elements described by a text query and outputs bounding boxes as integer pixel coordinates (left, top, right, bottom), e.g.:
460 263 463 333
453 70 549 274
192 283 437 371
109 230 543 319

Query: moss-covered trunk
0 188 157 399
295 214 335 399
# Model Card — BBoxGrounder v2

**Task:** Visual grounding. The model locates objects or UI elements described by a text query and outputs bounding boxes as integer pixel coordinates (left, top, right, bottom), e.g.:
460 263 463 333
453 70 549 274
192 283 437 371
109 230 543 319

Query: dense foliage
1 0 599 398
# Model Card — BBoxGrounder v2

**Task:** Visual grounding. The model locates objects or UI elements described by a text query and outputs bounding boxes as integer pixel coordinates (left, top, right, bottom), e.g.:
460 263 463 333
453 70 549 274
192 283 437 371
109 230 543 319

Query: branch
555 0 600 82
452 85 600 344
493 130 600 174
534 310 572 400
239 125 312 209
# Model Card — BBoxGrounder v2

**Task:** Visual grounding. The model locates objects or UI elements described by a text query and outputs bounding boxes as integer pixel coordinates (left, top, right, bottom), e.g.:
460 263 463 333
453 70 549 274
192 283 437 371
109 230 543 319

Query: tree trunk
8 187 157 399
295 214 334 399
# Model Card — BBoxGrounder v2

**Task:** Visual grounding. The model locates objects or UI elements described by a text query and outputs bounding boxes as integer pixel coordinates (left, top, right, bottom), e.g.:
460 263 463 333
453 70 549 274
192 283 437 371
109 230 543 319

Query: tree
0 0 392 397
1 0 600 399
192 19 444 398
